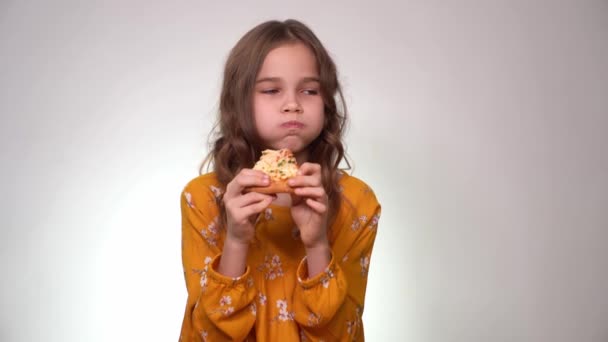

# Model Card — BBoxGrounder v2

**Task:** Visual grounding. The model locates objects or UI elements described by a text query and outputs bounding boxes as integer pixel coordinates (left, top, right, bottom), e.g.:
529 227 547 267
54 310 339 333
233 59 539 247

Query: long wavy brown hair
200 19 350 228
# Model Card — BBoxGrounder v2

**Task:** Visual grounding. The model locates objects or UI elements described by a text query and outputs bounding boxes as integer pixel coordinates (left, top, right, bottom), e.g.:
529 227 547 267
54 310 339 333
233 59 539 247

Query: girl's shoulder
184 172 221 187
181 172 224 202
337 170 380 206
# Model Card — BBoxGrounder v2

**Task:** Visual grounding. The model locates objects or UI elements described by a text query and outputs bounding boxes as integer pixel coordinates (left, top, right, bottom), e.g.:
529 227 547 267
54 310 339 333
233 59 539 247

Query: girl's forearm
218 237 250 277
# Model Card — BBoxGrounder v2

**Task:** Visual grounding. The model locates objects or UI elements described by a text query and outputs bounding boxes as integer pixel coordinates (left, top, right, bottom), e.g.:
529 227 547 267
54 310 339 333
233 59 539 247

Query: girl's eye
259 89 319 95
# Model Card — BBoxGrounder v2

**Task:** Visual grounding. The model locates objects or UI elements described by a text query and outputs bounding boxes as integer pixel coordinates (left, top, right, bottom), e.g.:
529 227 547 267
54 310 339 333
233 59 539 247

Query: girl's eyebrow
255 76 320 84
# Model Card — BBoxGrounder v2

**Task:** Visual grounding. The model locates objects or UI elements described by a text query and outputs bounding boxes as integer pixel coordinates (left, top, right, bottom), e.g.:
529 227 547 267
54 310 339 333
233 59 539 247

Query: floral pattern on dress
320 266 336 289
359 215 368 225
200 216 219 246
257 254 284 280
184 191 195 208
275 299 295 322
209 185 223 199
369 213 380 230
199 271 207 289
346 320 357 335
249 302 257 316
264 207 274 221
346 307 363 336
350 220 360 231
307 312 321 327
212 295 234 316
351 215 367 231
193 256 213 293
258 293 267 306
360 254 370 277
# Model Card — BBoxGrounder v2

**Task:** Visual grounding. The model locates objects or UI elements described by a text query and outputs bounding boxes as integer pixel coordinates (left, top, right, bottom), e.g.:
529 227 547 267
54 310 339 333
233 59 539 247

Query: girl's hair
201 19 350 227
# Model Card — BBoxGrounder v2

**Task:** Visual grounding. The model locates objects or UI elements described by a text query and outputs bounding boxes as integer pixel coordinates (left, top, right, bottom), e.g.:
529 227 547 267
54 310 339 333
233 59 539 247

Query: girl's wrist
218 236 250 277
304 241 331 278
304 238 330 252
225 232 252 248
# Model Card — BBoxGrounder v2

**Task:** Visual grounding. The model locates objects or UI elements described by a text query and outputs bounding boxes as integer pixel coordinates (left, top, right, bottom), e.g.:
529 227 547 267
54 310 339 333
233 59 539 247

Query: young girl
179 19 381 341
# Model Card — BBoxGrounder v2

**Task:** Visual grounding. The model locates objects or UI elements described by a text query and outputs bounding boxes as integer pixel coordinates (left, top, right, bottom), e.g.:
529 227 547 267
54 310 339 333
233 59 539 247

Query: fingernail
288 179 295 186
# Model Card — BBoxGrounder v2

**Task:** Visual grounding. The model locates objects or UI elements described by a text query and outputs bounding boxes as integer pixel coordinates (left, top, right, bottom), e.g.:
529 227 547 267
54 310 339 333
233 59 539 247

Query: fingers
225 168 269 199
305 198 327 214
231 191 275 209
293 186 325 199
291 188 328 214
288 163 322 188
288 163 327 208
290 194 327 215
226 192 274 223
298 162 321 176
243 196 274 217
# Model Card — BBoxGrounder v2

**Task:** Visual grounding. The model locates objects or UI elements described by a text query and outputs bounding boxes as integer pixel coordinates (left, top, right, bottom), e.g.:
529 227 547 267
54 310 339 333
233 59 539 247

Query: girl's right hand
223 168 274 245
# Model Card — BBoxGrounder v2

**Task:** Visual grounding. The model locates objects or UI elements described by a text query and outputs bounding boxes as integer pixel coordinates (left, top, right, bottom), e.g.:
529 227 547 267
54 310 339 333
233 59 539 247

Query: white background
1 1 607 341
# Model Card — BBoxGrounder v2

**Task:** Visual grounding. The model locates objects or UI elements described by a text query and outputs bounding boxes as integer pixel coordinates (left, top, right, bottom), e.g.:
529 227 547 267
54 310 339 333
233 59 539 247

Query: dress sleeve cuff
296 251 338 289
206 253 253 287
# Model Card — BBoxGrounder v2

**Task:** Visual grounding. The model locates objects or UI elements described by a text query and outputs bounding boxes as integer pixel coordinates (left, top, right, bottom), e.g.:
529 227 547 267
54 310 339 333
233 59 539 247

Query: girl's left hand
288 162 329 249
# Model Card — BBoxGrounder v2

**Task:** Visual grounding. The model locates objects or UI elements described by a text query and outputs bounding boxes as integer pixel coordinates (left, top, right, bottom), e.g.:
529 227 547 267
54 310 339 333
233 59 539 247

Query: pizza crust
244 179 294 194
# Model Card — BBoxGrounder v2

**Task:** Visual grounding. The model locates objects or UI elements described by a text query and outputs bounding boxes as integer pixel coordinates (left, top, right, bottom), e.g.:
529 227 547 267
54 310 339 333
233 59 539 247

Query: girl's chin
268 140 304 153
264 136 316 157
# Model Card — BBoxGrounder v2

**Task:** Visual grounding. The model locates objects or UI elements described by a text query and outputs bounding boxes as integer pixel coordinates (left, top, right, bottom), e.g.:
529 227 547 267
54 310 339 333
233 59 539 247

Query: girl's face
253 43 324 163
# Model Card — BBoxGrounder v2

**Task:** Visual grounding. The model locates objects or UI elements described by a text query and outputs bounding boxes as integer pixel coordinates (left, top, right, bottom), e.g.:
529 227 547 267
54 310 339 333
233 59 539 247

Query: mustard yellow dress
179 171 381 341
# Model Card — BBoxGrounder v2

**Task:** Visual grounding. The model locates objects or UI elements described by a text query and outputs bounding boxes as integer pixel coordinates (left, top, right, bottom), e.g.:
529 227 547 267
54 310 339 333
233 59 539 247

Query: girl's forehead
256 76 319 84
257 43 319 79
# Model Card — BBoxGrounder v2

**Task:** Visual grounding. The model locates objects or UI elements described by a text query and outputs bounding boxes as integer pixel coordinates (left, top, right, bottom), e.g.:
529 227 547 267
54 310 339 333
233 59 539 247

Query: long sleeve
293 188 381 341
179 181 258 342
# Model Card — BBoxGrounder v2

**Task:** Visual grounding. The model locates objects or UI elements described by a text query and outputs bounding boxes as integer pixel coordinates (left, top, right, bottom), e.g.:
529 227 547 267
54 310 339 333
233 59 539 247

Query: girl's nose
281 98 302 113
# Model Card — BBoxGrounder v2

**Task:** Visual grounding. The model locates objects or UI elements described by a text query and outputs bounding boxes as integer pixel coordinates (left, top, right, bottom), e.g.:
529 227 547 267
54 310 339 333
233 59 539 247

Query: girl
179 19 381 341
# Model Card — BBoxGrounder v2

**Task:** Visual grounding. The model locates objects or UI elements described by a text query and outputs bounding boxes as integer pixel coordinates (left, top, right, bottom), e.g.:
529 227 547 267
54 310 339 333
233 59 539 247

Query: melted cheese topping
253 149 299 181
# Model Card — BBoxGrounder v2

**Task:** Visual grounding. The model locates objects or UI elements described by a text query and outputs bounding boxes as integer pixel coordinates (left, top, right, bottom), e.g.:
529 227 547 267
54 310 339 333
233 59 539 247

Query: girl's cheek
299 95 321 104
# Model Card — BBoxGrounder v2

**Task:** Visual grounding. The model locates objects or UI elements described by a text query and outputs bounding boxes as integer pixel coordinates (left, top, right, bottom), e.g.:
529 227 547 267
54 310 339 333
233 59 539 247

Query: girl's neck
295 149 309 165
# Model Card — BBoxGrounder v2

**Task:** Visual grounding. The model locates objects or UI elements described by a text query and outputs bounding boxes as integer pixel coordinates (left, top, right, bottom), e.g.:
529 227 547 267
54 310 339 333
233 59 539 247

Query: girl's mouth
281 121 304 128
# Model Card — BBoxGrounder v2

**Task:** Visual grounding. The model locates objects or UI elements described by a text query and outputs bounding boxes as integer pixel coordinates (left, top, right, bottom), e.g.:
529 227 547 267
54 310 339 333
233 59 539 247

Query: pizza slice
245 148 298 194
